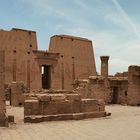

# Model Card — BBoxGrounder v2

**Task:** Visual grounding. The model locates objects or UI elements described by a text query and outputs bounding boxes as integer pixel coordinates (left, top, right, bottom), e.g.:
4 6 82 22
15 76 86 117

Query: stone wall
0 51 8 126
127 66 140 105
74 76 111 103
24 91 106 123
73 76 129 104
10 82 28 106
88 76 111 103
0 29 97 91
49 35 97 90
0 28 41 90
109 77 128 104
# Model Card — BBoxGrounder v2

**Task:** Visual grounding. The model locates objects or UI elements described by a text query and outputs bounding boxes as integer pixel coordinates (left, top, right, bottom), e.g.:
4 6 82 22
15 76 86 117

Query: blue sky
0 0 140 74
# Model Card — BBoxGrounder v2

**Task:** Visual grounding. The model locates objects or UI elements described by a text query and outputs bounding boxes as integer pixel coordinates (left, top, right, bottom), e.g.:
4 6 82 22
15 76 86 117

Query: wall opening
125 90 127 96
111 87 119 104
18 102 22 106
41 65 51 89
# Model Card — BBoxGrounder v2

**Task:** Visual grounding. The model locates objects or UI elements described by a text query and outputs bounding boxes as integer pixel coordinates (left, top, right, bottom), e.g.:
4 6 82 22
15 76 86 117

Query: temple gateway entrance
41 65 51 89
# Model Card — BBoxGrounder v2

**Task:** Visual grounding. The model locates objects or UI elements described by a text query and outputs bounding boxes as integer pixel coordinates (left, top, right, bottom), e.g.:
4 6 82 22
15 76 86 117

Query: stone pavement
0 105 140 140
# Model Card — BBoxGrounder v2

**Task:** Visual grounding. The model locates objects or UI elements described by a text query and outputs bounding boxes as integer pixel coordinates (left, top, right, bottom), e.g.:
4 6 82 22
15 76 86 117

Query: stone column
0 51 8 126
100 56 109 78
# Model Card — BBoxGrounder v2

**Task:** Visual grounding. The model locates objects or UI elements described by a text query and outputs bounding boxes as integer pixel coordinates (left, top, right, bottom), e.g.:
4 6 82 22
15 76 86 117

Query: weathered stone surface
0 51 8 127
10 82 28 106
49 35 97 90
84 111 106 119
72 113 84 120
37 95 51 102
0 113 8 127
24 91 106 123
24 100 39 115
49 94 66 101
1 27 140 107
66 94 81 101
127 66 140 105
0 28 41 90
40 100 74 115
81 99 99 112
24 111 106 123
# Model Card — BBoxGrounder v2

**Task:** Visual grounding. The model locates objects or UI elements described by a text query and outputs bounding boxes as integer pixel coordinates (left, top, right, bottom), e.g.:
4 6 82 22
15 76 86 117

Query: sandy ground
0 105 140 140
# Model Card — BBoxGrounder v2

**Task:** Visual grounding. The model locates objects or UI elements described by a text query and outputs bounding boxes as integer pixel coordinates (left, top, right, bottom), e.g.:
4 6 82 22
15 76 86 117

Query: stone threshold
24 111 106 123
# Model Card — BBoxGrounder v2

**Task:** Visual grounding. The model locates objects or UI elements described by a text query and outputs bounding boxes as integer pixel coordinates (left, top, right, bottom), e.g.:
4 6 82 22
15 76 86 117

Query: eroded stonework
24 90 106 123
0 51 8 126
0 27 140 125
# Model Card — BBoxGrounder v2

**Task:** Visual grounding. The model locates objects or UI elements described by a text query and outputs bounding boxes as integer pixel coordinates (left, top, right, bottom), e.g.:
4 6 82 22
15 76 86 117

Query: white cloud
112 0 140 39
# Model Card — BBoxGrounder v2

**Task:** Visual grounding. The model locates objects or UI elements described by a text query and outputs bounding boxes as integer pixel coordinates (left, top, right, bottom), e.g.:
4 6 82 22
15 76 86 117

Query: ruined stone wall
127 66 140 105
0 28 41 90
88 77 111 103
49 35 97 90
114 72 128 77
24 92 106 122
0 51 8 126
10 82 28 106
74 76 129 104
109 78 128 104
119 81 128 104
74 76 111 103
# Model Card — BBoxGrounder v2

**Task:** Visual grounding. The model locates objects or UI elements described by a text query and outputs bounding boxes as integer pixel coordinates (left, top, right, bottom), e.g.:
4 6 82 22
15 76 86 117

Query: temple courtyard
0 105 140 140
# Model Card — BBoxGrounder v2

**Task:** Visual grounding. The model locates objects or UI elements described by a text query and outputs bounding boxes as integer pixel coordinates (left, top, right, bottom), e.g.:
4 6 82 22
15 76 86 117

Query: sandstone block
41 100 73 115
84 111 106 119
81 99 99 112
66 94 81 101
37 95 51 102
24 100 39 115
49 94 66 101
73 113 84 120
44 114 73 121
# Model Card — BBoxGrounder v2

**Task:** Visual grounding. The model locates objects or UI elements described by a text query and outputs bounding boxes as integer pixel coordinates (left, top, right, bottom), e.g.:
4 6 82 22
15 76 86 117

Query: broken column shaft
100 56 109 78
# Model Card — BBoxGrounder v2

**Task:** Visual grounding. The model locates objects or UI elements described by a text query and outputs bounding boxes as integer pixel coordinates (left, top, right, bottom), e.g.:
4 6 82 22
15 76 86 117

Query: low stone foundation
24 111 106 123
24 93 106 123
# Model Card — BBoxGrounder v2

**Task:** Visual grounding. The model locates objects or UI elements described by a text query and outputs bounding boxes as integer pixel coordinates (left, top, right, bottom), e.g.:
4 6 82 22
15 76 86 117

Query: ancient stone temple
0 29 96 91
1 26 140 125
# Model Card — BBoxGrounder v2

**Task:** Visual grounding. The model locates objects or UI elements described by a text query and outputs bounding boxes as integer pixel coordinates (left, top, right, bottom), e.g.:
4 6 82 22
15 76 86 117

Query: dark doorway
111 87 119 104
41 65 51 89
